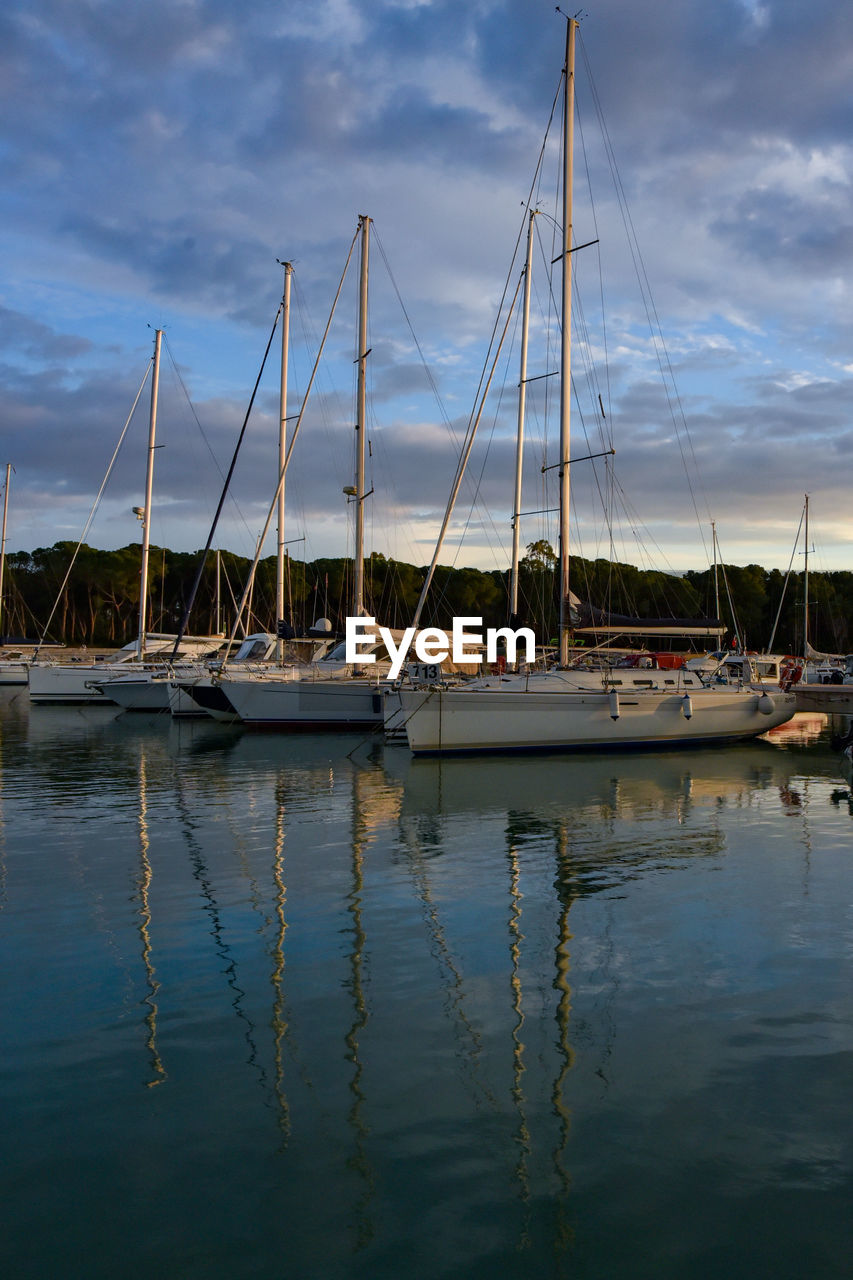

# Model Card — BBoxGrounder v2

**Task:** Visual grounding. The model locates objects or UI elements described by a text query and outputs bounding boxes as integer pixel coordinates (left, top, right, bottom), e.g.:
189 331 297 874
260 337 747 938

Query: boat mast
276 260 293 661
711 521 721 627
803 492 809 658
0 462 10 640
558 18 576 666
137 329 161 662
510 210 537 622
353 214 370 618
215 548 221 635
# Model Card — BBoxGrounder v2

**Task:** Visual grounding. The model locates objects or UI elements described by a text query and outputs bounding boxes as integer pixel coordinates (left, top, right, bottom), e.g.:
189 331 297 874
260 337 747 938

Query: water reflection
396 798 496 1112
507 836 531 1241
171 750 270 1098
4 695 853 1278
270 777 291 1147
136 747 166 1088
763 710 837 747
391 748 736 897
552 826 575 1254
346 768 376 1250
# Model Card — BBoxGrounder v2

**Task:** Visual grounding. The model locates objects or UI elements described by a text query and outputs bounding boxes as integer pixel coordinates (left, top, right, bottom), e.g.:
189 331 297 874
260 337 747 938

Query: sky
2 0 853 580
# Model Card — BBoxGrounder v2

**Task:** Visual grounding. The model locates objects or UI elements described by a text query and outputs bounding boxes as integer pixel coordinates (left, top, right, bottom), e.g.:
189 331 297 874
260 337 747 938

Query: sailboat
0 463 32 686
397 17 796 754
217 215 401 730
784 495 853 712
28 331 223 705
101 263 311 716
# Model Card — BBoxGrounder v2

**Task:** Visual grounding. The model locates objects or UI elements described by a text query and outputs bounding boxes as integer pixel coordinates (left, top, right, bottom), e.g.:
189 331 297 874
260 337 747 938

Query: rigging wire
35 360 152 653
170 300 284 656
371 227 457 444
712 529 744 648
221 224 361 662
161 333 267 565
579 30 713 567
414 71 566 618
766 499 806 653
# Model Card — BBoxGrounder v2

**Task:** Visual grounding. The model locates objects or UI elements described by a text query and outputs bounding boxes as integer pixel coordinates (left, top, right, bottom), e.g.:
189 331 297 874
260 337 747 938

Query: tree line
1 538 851 656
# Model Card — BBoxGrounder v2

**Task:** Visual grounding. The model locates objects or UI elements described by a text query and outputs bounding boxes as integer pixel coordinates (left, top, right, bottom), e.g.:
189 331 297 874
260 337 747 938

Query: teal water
1 692 852 1279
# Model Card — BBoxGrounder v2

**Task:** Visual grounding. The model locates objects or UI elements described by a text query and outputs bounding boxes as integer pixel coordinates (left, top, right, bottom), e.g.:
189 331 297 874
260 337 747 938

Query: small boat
28 332 224 705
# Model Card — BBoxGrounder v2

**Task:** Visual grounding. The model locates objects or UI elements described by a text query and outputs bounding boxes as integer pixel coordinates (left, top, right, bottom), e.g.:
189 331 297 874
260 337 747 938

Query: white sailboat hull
28 663 127 704
28 636 225 705
398 680 797 755
0 661 29 686
100 672 175 711
222 674 386 729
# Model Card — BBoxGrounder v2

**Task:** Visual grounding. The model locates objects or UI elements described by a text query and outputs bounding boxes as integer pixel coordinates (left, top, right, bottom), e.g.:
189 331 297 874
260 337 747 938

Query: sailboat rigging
396 15 796 753
219 214 400 729
28 331 224 705
0 464 31 686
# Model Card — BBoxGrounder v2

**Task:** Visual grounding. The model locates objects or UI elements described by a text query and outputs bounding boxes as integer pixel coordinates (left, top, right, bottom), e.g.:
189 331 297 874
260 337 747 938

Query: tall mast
0 462 10 639
215 547 221 635
558 18 577 666
137 329 161 661
510 210 536 622
353 214 370 618
803 492 809 657
276 261 293 661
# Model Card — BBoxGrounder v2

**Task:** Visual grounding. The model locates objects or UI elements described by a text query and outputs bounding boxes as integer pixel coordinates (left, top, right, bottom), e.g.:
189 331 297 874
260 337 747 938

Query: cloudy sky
2 0 852 579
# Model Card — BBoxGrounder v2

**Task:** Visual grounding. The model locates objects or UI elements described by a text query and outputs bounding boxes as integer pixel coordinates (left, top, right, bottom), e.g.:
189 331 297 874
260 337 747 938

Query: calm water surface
1 691 852 1278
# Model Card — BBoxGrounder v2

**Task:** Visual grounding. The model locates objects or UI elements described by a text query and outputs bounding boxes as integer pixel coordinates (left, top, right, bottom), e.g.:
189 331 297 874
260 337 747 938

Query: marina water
2 690 852 1278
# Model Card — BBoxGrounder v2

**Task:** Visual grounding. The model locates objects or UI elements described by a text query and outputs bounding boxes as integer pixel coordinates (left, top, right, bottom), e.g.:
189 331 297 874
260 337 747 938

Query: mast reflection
137 747 166 1088
506 832 532 1244
396 807 497 1111
172 759 268 1095
346 765 375 1250
551 823 575 1254
270 777 291 1147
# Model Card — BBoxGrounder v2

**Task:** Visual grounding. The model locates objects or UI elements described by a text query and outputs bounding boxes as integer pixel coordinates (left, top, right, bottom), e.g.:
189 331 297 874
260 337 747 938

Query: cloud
2 0 853 578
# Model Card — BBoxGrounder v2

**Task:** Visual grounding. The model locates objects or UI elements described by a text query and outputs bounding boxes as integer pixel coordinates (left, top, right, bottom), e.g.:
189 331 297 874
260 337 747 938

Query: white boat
0 465 31 684
221 668 388 730
683 650 803 690
0 649 32 686
398 672 794 755
95 633 279 713
98 666 202 713
218 215 413 731
218 631 394 729
28 633 227 705
167 632 280 719
29 332 224 705
169 629 343 721
794 672 853 714
397 19 796 755
760 498 853 710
